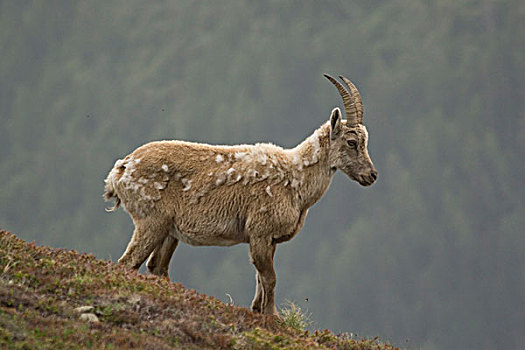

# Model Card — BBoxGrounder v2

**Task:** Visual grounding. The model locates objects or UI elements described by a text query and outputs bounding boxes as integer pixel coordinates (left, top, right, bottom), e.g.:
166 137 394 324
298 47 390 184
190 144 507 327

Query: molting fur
104 75 378 315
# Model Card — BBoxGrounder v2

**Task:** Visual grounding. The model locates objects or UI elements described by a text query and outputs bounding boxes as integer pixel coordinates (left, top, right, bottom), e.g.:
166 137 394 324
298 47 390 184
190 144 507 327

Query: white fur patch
181 178 192 191
113 156 164 218
361 125 369 146
308 129 321 164
154 182 166 190
114 159 124 168
118 156 138 191
234 152 247 160
215 154 224 163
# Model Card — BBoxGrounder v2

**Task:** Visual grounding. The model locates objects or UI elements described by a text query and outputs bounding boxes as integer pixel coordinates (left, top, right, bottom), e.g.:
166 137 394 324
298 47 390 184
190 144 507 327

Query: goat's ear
330 107 342 140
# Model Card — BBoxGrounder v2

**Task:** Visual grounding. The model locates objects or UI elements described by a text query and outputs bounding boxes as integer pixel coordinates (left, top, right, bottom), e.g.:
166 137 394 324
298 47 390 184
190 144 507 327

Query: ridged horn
323 74 359 125
339 75 363 124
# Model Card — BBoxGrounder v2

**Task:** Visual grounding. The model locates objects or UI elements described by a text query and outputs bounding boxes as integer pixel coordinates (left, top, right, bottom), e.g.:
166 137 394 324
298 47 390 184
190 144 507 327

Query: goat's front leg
249 238 277 315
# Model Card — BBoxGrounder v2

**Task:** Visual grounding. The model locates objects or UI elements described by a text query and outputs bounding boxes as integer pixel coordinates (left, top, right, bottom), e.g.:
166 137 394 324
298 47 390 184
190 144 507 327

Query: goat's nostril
370 171 378 181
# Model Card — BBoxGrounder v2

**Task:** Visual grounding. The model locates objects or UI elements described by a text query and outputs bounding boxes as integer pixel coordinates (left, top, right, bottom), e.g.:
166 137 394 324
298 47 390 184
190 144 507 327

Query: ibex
104 75 377 315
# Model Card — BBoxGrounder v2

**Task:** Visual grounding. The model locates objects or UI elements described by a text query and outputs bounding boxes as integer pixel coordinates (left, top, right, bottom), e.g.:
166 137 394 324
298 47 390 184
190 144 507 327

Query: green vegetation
279 301 311 332
0 230 398 349
1 1 523 349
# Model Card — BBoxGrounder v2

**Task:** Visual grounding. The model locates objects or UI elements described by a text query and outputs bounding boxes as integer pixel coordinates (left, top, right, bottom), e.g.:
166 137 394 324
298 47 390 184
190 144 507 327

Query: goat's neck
288 123 334 210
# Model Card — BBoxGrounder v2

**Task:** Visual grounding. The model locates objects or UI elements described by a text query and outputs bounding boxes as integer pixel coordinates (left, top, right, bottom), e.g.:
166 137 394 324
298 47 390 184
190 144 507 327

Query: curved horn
323 74 359 125
339 75 363 124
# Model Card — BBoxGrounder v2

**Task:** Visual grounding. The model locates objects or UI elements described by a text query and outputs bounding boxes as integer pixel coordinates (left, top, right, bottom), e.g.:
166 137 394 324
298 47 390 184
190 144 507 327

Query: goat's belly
171 225 247 247
173 230 242 247
172 214 249 246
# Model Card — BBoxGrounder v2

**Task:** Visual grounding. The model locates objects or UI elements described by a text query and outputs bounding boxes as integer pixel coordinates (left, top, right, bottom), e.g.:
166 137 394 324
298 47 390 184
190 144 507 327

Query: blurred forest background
1 1 524 349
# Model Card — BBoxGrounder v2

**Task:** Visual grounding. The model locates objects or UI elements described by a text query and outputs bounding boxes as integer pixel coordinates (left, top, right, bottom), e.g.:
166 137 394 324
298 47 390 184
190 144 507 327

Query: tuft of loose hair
104 197 121 212
103 190 121 212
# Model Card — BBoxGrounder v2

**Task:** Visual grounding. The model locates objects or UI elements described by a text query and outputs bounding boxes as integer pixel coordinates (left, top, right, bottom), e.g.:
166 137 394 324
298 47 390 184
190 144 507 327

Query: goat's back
105 140 297 223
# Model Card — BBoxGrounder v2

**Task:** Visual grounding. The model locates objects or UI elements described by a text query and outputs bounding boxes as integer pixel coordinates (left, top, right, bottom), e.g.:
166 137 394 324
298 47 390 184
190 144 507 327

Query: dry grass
279 300 311 331
0 230 400 349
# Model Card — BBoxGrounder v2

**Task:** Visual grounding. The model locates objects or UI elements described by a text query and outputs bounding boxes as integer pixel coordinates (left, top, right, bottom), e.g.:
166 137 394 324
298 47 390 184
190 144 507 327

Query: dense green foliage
1 1 523 349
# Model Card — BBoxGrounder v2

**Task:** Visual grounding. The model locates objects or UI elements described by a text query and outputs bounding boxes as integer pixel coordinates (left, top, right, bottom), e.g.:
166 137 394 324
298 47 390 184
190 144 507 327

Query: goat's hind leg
146 234 179 277
118 217 170 270
251 272 264 313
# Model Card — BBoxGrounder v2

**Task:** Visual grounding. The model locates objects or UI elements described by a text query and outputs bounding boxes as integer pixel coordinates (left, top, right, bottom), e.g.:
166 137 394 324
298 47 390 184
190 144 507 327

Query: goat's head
325 74 378 186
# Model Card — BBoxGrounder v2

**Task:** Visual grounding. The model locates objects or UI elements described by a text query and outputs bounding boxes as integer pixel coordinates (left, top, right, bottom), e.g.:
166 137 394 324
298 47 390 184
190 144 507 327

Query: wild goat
104 75 377 315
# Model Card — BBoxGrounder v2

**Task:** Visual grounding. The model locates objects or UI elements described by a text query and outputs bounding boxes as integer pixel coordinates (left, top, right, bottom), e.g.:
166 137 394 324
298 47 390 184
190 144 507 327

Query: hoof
251 305 262 313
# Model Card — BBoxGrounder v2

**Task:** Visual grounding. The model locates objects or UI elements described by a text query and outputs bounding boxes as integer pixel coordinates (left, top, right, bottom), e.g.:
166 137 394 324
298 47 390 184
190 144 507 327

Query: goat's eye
347 140 357 148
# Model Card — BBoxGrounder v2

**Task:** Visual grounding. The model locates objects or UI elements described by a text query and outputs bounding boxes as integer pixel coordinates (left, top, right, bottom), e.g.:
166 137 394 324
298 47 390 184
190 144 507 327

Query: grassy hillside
0 230 398 349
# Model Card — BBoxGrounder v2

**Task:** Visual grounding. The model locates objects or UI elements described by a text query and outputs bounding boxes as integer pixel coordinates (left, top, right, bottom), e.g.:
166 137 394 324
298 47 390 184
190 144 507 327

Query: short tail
104 168 122 212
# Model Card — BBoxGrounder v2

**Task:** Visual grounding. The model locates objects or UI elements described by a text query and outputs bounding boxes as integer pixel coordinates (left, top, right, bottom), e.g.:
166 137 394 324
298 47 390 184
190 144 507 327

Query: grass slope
0 230 399 349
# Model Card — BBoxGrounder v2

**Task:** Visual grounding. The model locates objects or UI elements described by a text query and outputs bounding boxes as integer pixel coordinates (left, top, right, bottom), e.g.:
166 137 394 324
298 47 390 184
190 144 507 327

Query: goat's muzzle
358 169 378 186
